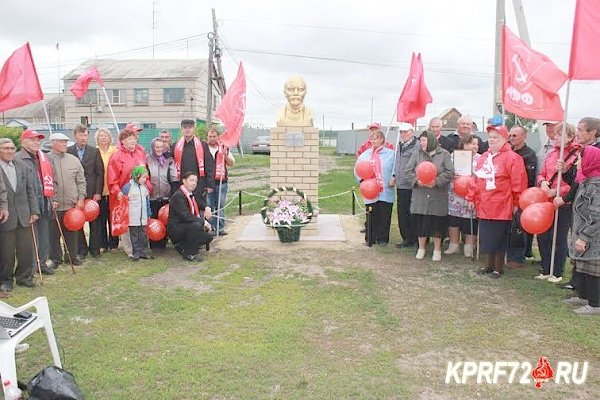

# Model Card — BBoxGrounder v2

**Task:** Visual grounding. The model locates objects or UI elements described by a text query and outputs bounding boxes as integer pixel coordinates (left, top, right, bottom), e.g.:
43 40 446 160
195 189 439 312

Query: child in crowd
122 166 154 261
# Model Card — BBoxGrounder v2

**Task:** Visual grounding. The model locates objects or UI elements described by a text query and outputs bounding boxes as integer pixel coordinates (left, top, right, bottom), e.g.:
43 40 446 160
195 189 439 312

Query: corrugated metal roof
63 59 208 81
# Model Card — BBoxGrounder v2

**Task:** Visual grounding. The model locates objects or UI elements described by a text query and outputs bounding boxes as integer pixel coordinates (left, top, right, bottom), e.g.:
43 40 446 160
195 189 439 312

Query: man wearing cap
393 122 418 248
67 124 104 259
356 123 394 158
173 119 215 201
0 138 40 291
15 130 56 274
537 121 558 173
47 133 86 267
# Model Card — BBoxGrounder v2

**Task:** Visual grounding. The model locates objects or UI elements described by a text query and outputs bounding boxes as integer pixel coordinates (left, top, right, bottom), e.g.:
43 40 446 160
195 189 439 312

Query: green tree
0 126 24 149
505 112 538 134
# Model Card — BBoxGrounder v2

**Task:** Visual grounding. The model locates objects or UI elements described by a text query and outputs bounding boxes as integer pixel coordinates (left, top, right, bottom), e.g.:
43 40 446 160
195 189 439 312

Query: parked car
251 135 271 154
41 139 75 153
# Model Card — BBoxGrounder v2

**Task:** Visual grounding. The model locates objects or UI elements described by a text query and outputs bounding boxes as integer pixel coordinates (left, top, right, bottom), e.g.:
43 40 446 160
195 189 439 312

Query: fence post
366 205 373 247
238 190 242 215
351 187 356 215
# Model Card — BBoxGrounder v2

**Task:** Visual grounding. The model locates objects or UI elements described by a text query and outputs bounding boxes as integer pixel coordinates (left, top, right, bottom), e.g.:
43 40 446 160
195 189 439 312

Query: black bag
509 210 525 248
27 366 84 400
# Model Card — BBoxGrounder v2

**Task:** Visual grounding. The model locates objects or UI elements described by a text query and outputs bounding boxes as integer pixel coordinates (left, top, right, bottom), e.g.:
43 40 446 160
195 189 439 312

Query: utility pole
206 32 214 126
206 9 226 127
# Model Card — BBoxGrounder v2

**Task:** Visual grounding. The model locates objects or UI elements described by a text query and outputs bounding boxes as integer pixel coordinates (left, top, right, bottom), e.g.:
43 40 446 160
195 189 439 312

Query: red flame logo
531 356 554 389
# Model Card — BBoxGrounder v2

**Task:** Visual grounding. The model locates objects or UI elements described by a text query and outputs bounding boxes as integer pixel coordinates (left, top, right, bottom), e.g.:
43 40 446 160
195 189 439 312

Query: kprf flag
215 62 246 147
502 26 567 121
396 52 432 124
70 66 105 99
0 42 43 112
569 0 600 79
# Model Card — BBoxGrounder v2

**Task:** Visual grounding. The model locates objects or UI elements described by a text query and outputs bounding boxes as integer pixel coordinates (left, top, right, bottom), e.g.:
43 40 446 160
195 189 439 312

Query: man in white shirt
206 129 235 236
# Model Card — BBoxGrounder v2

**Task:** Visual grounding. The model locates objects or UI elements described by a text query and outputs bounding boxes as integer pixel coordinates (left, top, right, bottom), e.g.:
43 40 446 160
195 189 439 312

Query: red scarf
214 143 227 181
180 185 200 218
38 150 55 197
173 137 205 177
370 146 384 193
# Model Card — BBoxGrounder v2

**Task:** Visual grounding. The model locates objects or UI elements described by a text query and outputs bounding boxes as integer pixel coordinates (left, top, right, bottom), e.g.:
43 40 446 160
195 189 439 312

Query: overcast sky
1 0 596 130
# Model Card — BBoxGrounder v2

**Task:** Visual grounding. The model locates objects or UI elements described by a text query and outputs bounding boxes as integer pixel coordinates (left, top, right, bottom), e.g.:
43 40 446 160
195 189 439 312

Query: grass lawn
5 150 600 399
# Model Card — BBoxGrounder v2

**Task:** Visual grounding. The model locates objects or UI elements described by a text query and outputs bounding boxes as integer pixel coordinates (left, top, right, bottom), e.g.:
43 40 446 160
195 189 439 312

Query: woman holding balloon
355 129 396 246
466 125 527 278
535 122 581 283
405 131 454 261
446 135 480 258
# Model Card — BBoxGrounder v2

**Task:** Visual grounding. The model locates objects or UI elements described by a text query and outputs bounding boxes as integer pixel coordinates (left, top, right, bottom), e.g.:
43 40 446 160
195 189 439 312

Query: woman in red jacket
535 123 581 283
466 125 527 278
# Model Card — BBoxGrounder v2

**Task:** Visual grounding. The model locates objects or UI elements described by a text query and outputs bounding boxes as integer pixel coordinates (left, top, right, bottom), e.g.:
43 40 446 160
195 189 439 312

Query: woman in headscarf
566 145 600 315
405 131 454 261
466 125 527 278
147 137 178 249
535 123 581 283
354 129 396 245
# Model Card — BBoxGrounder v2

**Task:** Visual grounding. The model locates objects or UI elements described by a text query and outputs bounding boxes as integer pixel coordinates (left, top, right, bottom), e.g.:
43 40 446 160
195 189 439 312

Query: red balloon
355 160 375 180
146 218 166 241
63 208 86 231
520 202 555 234
83 199 100 222
416 161 437 185
453 176 471 198
158 204 169 226
360 178 381 200
519 187 549 210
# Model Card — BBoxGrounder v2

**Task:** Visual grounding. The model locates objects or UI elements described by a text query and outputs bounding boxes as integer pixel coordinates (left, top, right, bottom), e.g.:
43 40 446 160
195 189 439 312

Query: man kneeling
168 171 213 261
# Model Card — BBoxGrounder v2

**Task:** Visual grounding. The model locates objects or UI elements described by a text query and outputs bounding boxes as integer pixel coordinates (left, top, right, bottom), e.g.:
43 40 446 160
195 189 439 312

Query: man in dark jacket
507 126 537 266
0 138 40 291
168 171 213 262
67 124 104 258
393 123 418 248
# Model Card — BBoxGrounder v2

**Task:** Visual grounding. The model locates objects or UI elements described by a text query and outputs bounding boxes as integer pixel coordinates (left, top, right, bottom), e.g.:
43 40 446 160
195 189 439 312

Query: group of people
0 119 235 298
356 116 600 315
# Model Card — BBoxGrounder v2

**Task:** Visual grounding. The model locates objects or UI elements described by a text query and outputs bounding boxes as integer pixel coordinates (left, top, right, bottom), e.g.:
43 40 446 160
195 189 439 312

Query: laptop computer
0 314 38 339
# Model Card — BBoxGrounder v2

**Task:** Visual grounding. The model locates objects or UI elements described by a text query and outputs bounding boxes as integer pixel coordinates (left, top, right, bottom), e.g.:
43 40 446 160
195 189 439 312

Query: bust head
284 76 307 109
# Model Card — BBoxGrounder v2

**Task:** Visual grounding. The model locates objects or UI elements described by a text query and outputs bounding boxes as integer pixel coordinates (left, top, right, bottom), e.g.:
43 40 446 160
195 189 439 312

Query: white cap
397 122 414 131
48 133 70 141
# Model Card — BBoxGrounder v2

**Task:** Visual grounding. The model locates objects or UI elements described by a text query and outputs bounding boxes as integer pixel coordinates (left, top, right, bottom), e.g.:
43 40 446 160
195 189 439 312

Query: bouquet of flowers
261 187 313 242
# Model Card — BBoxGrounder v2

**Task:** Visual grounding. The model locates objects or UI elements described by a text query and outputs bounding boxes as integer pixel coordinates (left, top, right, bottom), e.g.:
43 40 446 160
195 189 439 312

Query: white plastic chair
0 297 62 397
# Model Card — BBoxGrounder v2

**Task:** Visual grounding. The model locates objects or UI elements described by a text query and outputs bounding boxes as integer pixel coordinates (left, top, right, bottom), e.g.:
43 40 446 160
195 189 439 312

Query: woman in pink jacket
466 125 527 278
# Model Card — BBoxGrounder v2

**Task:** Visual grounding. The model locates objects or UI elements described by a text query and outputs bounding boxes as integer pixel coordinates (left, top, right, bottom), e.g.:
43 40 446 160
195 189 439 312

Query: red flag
215 62 246 147
70 66 105 99
569 0 600 79
396 52 432 124
502 26 567 120
0 42 43 112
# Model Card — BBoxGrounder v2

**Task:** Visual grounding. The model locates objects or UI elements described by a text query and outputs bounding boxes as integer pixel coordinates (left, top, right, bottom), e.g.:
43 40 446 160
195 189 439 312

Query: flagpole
216 178 223 237
384 109 397 141
549 79 571 278
42 100 53 135
101 86 120 135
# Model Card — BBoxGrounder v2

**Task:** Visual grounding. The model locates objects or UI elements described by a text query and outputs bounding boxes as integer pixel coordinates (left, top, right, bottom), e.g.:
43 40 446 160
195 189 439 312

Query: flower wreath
260 186 313 229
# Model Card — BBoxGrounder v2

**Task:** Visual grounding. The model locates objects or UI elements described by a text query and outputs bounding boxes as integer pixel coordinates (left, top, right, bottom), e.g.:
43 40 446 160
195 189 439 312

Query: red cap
367 122 381 130
124 123 143 133
486 124 509 139
20 129 45 140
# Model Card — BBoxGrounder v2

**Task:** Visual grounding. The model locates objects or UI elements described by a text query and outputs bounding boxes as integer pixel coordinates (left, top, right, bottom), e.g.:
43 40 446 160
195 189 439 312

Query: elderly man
15 129 56 274
0 138 39 291
507 126 537 267
173 119 215 202
206 128 235 236
47 133 86 267
393 122 418 248
159 129 173 158
446 116 474 152
429 117 452 152
67 123 104 259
